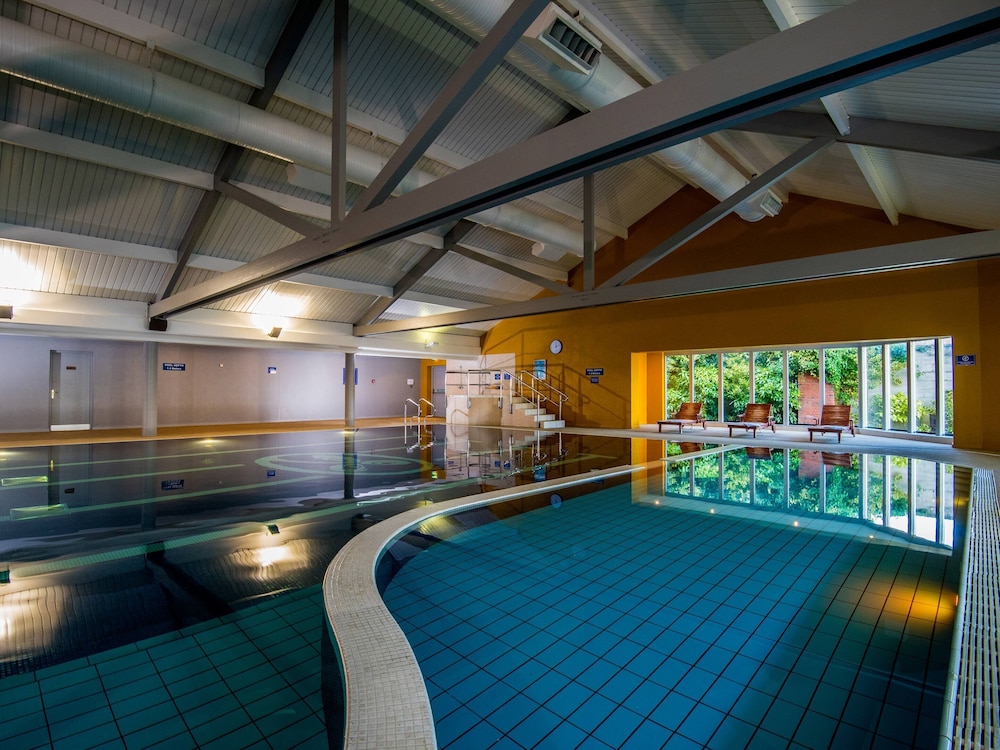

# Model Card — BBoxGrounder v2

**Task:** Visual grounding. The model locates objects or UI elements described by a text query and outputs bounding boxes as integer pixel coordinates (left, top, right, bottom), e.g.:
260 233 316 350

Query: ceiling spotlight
266 327 282 339
0 305 13 320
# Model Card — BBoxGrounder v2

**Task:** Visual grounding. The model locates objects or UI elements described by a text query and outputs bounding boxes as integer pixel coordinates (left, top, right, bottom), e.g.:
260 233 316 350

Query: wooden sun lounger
658 402 707 433
727 403 775 438
807 405 856 443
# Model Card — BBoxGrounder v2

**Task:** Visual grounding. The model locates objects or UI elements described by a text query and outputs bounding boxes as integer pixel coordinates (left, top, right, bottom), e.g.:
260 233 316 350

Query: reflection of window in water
663 447 958 548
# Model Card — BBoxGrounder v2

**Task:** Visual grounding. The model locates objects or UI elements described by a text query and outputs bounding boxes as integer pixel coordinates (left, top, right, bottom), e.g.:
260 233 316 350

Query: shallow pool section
383 463 965 749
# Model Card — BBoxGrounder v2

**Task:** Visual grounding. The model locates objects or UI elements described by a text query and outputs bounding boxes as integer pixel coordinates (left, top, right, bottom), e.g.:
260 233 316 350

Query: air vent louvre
523 5 602 74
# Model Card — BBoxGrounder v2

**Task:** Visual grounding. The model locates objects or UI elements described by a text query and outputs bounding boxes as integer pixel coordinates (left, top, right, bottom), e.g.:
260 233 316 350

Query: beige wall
482 190 996 451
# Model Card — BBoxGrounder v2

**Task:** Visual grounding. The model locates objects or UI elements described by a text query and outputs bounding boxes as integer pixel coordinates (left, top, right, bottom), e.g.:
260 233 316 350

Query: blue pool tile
649 691 696 732
593 704 645 748
466 681 518 718
701 675 744 713
568 692 618 733
648 657 687 691
509 705 562 748
760 696 805 740
621 719 670 750
522 669 568 704
730 687 773 725
673 665 716 702
487 693 538 733
794 709 840 748
601 669 644 704
442 719 504 749
678 703 726 745
707 715 757 749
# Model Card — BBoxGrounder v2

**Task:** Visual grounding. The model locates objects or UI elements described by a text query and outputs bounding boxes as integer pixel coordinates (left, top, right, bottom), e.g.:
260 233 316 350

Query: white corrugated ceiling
0 0 997 355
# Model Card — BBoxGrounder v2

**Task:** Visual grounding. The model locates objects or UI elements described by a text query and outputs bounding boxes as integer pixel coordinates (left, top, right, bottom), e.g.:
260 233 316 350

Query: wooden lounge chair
658 402 707 433
807 405 855 443
727 403 775 438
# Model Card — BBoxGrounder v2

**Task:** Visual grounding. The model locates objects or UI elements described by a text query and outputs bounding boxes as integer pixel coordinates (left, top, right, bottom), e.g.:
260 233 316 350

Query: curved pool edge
322 464 640 750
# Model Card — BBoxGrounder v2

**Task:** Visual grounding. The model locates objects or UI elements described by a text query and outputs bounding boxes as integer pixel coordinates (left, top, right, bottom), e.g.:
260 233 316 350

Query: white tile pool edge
321 464 641 750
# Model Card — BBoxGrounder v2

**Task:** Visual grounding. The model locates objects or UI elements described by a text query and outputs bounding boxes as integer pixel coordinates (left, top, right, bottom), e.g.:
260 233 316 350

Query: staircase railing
502 368 569 423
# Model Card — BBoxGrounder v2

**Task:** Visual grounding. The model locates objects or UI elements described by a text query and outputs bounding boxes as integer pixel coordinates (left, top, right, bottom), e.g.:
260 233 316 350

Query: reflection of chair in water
745 446 773 460
658 402 707 433
821 452 852 468
727 404 775 438
679 442 704 454
808 405 856 443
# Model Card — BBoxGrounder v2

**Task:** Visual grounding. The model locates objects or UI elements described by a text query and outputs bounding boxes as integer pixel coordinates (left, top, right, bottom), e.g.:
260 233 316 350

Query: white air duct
414 0 776 221
0 18 584 255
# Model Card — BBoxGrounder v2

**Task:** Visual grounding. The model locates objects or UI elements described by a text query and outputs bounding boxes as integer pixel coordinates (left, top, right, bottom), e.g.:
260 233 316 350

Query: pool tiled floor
0 587 327 750
384 486 957 749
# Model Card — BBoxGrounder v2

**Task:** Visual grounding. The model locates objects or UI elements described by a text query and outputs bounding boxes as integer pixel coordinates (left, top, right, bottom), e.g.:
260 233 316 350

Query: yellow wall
481 191 997 451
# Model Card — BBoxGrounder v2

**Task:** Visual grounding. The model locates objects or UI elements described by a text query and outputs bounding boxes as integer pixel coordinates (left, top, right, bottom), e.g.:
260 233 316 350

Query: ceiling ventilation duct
0 17 583 257
415 0 771 223
522 5 601 74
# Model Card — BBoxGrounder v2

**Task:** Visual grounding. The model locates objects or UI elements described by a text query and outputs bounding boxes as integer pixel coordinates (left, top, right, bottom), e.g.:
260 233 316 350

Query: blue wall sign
162 363 186 371
586 368 604 376
955 354 976 366
495 372 501 380
161 479 184 490
590 377 600 384
533 359 546 380
267 366 277 374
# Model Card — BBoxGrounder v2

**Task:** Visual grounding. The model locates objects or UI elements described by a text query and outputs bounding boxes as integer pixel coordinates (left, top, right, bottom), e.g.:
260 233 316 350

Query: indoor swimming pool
380 445 968 749
0 433 970 750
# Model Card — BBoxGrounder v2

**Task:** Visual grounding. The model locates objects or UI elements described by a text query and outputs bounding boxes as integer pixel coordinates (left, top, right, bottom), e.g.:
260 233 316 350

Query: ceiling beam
600 137 835 288
734 112 1000 163
150 0 1000 320
352 0 550 214
763 0 901 225
355 222 476 325
158 0 323 300
353 230 1000 335
450 245 572 295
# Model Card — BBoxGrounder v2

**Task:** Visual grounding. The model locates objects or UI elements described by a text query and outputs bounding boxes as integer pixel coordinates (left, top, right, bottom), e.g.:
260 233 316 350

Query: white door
49 350 93 430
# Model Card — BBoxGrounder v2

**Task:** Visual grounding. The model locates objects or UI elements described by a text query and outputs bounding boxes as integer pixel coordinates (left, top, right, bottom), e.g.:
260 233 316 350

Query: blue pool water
383 450 966 749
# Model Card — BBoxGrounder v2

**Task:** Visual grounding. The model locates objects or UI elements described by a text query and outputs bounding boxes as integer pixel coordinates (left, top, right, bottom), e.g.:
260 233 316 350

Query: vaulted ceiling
1 0 998 357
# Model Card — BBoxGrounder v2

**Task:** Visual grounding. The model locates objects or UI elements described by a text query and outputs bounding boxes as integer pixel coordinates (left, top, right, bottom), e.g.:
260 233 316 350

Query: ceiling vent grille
523 5 602 74
755 189 783 217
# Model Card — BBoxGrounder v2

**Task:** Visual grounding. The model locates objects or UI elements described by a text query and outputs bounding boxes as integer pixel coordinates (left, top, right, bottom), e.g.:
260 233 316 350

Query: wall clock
549 339 563 354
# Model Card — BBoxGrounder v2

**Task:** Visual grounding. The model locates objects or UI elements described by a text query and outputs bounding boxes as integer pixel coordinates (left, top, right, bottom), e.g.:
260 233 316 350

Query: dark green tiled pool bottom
384 487 958 749
0 587 326 750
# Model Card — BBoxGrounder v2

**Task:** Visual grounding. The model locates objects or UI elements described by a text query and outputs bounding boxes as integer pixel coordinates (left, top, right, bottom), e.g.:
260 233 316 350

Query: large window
665 355 690 417
788 349 819 424
754 350 785 423
664 337 953 437
722 352 749 421
913 340 937 434
693 354 719 421
889 343 909 431
865 345 884 429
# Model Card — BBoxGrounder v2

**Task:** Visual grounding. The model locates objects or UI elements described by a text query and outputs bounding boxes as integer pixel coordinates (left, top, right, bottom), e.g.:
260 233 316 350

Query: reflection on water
0 426 628 676
664 446 958 548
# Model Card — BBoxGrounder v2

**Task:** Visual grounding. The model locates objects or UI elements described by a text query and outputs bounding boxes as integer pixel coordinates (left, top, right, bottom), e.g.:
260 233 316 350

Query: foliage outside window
663 337 952 437
723 352 749 421
754 351 784 423
693 354 719 422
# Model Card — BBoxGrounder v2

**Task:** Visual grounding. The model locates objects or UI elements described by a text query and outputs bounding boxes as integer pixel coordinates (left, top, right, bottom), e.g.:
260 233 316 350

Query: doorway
49 350 93 431
431 365 447 417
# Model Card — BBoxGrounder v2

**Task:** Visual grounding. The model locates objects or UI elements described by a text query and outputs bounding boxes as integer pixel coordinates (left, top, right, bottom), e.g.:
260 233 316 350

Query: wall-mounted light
266 524 280 535
266 327 282 339
0 305 12 320
424 340 438 348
